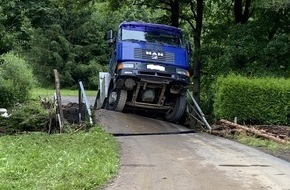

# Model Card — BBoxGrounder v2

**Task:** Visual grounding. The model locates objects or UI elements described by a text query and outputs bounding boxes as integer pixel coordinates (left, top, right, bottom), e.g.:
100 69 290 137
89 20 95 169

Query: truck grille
134 48 174 63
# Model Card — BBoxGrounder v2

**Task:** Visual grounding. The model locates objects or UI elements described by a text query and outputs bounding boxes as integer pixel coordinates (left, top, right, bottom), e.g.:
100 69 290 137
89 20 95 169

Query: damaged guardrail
186 90 211 132
78 81 93 124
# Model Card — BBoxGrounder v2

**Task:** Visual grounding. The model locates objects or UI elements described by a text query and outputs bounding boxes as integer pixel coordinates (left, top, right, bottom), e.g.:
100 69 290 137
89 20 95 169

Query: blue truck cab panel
109 21 190 85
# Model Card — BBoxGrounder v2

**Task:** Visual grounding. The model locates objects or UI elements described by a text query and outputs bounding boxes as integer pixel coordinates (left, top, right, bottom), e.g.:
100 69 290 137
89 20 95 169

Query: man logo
152 52 158 59
145 51 164 60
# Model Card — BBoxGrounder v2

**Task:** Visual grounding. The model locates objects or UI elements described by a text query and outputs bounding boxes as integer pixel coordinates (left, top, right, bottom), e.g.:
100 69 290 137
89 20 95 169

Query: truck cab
103 21 190 122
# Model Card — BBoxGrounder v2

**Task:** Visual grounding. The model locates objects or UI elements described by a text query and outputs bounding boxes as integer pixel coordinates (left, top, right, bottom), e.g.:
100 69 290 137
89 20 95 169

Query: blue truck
96 21 191 123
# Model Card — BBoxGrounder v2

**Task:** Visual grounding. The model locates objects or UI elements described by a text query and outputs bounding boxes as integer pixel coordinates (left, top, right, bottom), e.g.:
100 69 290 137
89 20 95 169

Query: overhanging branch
133 1 171 12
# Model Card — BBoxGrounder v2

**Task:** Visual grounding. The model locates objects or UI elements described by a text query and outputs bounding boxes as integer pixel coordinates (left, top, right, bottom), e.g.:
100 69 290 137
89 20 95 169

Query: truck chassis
96 72 187 123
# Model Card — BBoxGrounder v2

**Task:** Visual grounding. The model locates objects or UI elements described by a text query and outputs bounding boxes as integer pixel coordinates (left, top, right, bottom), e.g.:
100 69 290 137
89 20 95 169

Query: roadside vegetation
211 75 290 160
214 75 290 125
234 133 290 162
234 134 290 151
31 88 97 99
0 52 36 108
0 87 119 190
0 128 119 190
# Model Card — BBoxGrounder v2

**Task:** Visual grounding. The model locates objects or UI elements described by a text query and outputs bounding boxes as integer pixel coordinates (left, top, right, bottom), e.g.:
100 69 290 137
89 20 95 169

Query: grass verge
0 127 119 190
233 133 290 161
31 88 97 99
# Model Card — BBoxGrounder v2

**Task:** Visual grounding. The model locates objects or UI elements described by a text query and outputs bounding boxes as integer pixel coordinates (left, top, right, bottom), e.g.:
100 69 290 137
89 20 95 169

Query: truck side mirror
107 30 115 44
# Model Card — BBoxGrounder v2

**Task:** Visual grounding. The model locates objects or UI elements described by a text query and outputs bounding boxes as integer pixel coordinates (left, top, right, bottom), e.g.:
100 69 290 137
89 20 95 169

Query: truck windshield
121 29 183 47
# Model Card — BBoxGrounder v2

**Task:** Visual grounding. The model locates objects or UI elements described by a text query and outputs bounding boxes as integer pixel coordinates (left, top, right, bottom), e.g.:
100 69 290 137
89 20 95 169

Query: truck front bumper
115 62 190 85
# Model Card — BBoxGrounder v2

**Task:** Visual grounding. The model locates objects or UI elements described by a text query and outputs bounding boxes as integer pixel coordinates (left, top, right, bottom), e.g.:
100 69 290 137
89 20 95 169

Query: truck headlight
176 68 190 77
117 63 135 70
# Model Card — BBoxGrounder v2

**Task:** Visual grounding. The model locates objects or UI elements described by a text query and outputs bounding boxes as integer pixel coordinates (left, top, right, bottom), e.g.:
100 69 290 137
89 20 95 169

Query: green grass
0 127 119 190
233 133 290 152
31 88 97 99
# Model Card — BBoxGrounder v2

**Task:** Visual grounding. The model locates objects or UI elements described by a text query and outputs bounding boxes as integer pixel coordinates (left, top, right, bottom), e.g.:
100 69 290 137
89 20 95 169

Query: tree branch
189 1 197 20
180 15 196 33
160 0 171 6
133 1 171 12
242 0 251 23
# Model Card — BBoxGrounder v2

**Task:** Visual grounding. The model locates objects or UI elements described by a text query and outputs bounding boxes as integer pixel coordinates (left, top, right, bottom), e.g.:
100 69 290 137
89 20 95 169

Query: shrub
213 74 290 125
0 101 49 133
0 52 36 107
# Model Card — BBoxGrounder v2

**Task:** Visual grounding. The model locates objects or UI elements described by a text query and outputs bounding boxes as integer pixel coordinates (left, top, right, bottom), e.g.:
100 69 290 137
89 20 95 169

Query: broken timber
219 119 288 144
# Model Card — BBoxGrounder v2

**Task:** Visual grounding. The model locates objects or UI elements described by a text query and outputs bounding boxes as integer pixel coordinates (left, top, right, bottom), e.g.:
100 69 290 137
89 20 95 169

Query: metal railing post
78 81 93 124
187 90 211 131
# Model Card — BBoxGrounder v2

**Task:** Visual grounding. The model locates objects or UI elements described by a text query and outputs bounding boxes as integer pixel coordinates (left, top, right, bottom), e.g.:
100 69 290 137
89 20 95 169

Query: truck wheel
165 95 187 123
107 88 127 112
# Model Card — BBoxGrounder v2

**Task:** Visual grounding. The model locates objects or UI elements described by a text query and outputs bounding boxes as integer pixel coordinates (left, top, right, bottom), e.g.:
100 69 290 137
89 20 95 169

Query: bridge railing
186 90 211 132
78 81 93 124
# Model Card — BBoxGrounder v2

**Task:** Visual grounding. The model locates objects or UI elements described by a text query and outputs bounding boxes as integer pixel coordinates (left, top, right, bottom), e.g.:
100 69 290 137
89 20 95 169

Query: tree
0 0 30 54
23 0 110 88
0 52 35 107
198 0 290 117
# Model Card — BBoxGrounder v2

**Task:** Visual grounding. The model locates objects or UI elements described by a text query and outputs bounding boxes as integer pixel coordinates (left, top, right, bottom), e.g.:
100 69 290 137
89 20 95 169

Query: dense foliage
0 101 49 133
202 0 290 78
214 75 290 125
0 52 35 107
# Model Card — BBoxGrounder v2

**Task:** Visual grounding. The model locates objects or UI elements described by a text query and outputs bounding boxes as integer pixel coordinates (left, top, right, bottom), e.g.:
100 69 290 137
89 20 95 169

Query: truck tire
165 95 187 123
107 88 127 112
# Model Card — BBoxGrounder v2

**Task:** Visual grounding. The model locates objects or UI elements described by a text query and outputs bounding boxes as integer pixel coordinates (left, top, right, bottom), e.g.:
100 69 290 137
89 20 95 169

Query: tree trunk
170 0 180 27
234 0 251 24
192 0 203 103
219 119 288 144
234 0 243 24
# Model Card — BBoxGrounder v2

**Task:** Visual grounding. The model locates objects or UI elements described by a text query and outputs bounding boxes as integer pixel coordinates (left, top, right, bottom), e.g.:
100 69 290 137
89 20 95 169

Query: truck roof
119 21 182 35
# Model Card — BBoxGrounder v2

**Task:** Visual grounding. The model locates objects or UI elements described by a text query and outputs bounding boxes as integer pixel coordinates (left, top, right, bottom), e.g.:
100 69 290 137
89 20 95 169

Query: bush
0 52 36 107
213 74 290 125
70 59 107 89
0 101 49 133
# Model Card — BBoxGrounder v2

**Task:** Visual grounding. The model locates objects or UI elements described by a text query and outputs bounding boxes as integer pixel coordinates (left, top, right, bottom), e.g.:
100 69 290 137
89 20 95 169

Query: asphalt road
96 109 290 190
